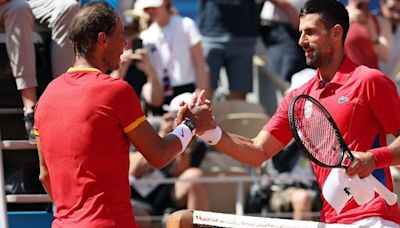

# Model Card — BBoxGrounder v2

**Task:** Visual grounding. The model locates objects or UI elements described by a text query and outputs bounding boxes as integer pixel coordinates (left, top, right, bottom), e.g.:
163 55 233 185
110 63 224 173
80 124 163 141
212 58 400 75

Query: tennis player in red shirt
33 2 214 227
181 0 400 226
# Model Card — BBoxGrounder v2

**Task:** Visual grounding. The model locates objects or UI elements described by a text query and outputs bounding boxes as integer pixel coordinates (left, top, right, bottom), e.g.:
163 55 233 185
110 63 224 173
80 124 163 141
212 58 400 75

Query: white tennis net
191 210 364 228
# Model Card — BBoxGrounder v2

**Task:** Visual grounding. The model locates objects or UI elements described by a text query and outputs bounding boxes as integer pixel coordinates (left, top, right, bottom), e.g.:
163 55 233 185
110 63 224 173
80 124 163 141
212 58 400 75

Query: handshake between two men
174 90 223 148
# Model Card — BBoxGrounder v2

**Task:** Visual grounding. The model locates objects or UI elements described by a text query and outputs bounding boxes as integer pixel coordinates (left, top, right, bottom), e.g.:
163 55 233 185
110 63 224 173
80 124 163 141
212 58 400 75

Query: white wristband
169 123 194 153
198 126 222 145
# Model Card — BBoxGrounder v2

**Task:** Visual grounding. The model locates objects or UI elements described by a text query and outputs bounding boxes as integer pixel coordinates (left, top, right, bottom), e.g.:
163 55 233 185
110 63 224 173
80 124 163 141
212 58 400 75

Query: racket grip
364 175 398 205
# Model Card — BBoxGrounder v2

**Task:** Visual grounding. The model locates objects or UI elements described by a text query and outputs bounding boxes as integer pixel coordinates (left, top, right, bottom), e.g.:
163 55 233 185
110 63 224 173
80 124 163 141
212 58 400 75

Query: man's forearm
213 131 283 168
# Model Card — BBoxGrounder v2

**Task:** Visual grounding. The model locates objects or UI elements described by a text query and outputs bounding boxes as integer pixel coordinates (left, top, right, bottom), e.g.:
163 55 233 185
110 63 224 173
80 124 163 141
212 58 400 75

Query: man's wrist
369 147 393 168
183 118 196 135
198 126 222 145
169 123 194 153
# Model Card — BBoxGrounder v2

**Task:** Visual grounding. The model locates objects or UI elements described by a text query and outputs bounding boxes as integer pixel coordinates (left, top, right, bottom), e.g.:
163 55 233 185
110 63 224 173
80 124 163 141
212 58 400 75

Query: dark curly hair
69 1 119 57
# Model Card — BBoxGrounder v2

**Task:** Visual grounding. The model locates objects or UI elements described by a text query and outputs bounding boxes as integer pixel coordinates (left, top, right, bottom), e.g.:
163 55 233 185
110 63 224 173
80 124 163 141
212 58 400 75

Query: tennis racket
288 94 397 205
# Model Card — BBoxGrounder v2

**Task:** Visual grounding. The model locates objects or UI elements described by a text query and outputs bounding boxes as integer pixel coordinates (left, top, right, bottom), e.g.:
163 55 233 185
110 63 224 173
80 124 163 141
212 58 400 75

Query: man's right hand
176 91 216 135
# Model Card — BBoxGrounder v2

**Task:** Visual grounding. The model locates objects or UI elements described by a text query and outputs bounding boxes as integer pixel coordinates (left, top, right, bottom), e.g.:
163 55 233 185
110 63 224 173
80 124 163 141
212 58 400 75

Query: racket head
288 94 353 168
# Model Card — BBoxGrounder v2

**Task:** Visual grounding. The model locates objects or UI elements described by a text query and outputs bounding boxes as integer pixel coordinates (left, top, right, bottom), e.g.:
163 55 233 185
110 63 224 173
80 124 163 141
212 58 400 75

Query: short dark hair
300 0 349 43
69 1 119 57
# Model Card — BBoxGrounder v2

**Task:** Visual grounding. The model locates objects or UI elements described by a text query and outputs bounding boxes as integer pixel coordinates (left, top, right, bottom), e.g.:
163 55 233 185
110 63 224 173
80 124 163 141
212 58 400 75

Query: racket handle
364 175 398 205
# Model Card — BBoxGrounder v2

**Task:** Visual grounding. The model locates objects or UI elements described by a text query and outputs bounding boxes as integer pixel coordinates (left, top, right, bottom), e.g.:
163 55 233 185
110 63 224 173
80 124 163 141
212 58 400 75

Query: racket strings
293 99 342 167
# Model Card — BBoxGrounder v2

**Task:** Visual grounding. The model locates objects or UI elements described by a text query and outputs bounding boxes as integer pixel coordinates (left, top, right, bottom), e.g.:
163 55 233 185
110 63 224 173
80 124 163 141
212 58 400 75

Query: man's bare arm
212 130 285 167
37 137 54 202
127 95 215 169
175 91 286 167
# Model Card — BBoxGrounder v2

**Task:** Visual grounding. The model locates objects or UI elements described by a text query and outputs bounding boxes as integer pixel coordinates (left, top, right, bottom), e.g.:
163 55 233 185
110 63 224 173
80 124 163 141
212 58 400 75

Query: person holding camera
110 12 164 110
133 0 210 116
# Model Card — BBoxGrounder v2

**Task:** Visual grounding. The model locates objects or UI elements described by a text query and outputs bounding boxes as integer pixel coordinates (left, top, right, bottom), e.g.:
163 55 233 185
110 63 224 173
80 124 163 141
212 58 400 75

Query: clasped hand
175 90 216 135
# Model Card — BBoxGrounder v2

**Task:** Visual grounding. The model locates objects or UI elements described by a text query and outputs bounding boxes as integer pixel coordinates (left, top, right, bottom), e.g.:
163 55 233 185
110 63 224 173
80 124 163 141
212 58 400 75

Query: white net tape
193 211 364 228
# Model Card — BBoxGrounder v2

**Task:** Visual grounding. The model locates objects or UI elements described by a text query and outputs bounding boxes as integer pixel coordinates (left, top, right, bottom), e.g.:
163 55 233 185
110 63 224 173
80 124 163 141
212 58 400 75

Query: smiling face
298 14 335 68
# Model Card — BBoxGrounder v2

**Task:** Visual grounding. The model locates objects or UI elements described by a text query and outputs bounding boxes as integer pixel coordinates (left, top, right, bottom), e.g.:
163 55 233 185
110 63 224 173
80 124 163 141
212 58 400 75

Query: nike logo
179 129 184 137
343 187 351 196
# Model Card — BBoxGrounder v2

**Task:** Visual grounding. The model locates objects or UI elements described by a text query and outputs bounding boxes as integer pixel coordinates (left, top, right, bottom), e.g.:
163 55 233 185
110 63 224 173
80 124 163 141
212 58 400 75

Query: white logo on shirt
304 100 313 118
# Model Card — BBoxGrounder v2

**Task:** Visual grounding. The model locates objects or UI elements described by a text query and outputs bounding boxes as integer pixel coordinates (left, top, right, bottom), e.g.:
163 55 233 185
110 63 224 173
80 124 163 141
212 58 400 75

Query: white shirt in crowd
141 14 202 87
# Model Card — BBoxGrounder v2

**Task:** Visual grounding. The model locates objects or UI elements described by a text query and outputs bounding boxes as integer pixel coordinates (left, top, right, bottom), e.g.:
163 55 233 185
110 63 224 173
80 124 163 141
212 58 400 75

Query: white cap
134 0 163 10
163 92 193 112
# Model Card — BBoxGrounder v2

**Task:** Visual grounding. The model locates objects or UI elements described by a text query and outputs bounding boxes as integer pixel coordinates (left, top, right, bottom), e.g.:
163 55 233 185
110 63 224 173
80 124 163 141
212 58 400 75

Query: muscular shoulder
355 65 386 80
102 76 137 99
105 75 132 89
352 65 398 106
353 65 393 88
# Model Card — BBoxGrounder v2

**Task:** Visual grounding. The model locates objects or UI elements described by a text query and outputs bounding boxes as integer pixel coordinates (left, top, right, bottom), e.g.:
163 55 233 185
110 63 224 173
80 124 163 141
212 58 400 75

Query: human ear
331 24 344 43
97 32 108 45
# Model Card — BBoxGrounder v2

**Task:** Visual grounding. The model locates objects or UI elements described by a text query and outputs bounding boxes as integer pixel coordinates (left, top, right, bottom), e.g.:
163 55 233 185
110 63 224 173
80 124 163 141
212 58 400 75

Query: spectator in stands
259 0 307 82
134 0 210 116
377 0 400 85
0 0 78 143
246 68 318 221
110 11 164 110
257 0 307 118
130 93 209 227
198 0 259 100
245 143 321 220
27 0 79 76
272 68 319 220
258 1 310 204
0 0 37 143
345 0 390 69
266 149 321 220
33 2 214 227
